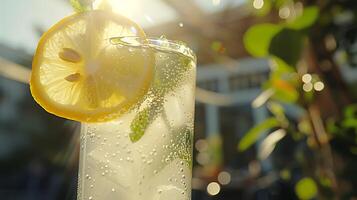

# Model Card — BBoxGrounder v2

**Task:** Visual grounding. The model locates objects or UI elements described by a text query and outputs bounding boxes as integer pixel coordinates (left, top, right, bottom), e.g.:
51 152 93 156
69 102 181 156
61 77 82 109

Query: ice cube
144 159 191 200
163 84 195 129
153 185 185 200
164 95 185 128
134 116 171 179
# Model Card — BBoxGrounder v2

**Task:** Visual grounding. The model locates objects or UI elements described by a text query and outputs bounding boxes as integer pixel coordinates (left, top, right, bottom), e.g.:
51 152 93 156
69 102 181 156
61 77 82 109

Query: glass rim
109 36 197 62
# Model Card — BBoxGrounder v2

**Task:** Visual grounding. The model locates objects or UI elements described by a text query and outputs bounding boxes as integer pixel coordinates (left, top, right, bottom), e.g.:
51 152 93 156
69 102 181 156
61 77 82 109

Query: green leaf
270 56 295 75
266 57 299 103
344 104 357 119
287 6 320 30
243 24 282 57
267 101 285 117
267 101 289 127
342 118 357 129
238 118 280 151
295 177 318 200
129 54 193 142
269 28 304 66
271 85 299 103
129 96 163 142
170 127 193 167
130 108 150 142
70 0 93 12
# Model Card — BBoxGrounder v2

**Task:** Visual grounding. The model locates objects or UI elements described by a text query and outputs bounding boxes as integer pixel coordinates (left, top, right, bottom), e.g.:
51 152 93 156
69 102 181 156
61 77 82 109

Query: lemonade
30 0 196 200
29 2 196 199
77 38 196 200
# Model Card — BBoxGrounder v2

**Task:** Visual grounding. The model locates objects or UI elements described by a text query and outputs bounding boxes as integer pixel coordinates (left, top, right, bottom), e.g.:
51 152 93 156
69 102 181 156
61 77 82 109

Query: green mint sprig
129 54 193 143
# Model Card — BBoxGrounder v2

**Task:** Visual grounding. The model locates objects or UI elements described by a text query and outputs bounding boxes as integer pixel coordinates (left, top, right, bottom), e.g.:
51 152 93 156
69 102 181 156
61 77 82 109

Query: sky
0 0 245 53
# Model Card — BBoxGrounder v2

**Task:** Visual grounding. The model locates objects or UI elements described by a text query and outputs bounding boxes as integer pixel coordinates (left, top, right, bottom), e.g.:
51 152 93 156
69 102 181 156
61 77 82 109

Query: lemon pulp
30 10 154 122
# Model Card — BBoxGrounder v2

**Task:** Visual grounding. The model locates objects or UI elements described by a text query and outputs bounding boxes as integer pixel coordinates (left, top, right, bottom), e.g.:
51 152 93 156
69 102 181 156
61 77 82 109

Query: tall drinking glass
77 37 196 200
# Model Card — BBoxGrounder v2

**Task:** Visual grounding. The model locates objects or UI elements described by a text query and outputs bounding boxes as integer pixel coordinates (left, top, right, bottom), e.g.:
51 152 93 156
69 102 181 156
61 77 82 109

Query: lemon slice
30 10 154 122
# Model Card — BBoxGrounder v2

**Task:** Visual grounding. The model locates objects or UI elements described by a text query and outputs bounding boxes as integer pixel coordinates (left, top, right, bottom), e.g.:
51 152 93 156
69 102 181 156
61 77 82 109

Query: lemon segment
30 10 154 122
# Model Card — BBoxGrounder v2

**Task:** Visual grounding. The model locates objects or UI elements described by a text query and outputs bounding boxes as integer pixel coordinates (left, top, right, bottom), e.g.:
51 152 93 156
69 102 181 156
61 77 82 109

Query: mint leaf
70 0 93 12
129 54 193 143
129 108 150 142
172 127 193 167
129 96 164 142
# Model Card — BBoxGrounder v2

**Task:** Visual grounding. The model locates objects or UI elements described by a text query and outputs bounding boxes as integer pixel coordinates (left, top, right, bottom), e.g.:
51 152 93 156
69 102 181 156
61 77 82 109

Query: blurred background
1 0 357 199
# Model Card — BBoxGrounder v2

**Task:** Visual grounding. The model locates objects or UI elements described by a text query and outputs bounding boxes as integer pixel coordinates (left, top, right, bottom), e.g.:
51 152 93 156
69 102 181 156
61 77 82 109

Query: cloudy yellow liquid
77 38 196 200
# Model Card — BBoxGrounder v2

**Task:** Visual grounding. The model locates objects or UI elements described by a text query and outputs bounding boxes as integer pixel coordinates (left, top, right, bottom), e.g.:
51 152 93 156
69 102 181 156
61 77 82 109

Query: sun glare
101 0 141 20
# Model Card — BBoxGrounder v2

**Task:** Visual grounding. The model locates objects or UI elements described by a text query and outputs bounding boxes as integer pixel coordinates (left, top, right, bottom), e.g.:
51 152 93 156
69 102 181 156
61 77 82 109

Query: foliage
242 0 357 199
238 117 279 151
241 4 319 150
243 24 282 57
295 177 318 200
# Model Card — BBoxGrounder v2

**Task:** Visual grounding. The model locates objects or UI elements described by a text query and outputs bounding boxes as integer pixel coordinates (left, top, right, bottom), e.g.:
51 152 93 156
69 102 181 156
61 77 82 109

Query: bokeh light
217 171 231 185
195 139 209 152
313 81 325 91
253 0 264 9
197 152 210 165
279 6 290 19
212 0 221 6
302 73 312 83
303 82 313 92
207 182 221 196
